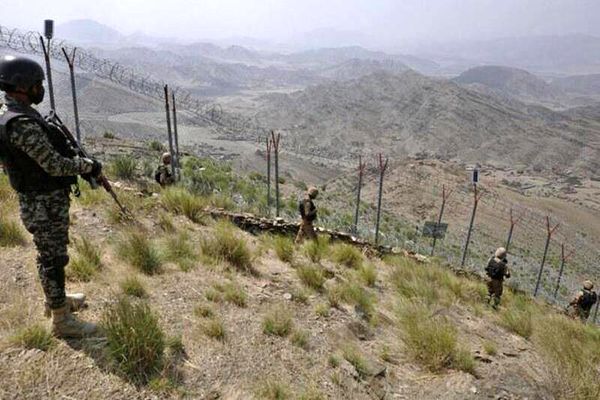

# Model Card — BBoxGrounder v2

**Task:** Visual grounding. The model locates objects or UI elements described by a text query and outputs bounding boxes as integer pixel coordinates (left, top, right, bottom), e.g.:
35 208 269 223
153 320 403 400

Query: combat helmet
307 186 319 199
583 280 594 290
0 55 45 89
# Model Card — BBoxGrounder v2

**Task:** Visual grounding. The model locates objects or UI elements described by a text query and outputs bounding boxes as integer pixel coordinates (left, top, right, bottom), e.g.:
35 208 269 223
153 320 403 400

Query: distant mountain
318 59 408 81
254 71 600 174
552 74 600 96
57 19 124 45
453 65 565 108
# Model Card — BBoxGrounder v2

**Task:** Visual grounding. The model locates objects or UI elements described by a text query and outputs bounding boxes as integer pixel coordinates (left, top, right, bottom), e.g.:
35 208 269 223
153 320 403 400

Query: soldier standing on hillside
566 281 597 322
155 152 174 187
485 247 511 309
0 55 102 338
295 186 319 244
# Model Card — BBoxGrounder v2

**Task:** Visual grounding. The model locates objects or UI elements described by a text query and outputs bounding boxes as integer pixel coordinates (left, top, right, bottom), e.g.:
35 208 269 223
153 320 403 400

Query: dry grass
296 263 325 291
303 235 329 263
162 231 198 272
483 341 498 356
315 303 330 317
255 378 290 400
10 324 55 351
342 344 369 377
272 235 295 263
201 220 253 273
357 263 377 287
200 318 226 341
212 281 248 307
109 155 137 180
161 187 206 223
499 294 533 339
263 305 294 337
102 297 165 384
193 304 215 318
67 236 103 282
291 329 309 350
330 243 363 269
117 231 162 275
120 276 148 298
0 214 27 247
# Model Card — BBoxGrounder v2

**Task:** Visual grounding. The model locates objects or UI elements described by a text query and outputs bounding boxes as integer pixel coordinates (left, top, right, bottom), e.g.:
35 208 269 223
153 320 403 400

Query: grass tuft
357 263 377 287
483 341 497 356
201 220 253 273
213 281 248 307
296 263 325 291
67 236 102 282
200 318 226 341
117 231 162 275
273 235 295 263
102 297 165 383
161 187 206 223
342 344 369 377
193 304 214 318
291 329 309 350
0 215 27 247
10 324 55 351
256 379 290 400
120 276 148 298
163 232 198 272
263 305 294 337
109 155 137 180
303 235 329 263
331 243 363 269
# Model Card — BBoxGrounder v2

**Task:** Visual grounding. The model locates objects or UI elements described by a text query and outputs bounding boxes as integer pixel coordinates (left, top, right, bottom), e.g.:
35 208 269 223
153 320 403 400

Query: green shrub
303 235 329 263
201 220 253 273
163 232 198 272
117 231 162 275
120 276 147 298
102 297 165 383
0 215 27 247
296 263 325 291
273 235 294 263
161 187 206 223
10 324 55 351
110 155 137 180
263 305 293 337
331 243 363 269
149 140 165 152
103 131 116 139
67 236 102 282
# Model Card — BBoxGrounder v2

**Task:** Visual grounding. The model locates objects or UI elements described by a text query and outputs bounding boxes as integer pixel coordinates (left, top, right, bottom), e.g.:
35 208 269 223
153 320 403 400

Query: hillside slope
254 70 600 175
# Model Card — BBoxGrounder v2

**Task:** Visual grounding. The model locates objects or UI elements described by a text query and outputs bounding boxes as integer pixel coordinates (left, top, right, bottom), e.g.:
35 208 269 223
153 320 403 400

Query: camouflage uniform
295 187 318 244
568 284 597 322
155 164 174 187
1 96 93 310
485 248 510 308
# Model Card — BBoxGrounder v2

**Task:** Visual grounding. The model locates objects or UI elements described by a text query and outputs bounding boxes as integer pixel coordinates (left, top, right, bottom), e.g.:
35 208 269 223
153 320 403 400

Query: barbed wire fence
0 24 269 138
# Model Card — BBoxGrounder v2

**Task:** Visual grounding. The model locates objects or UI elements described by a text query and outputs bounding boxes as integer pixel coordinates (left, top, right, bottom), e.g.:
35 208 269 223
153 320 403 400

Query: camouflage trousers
18 189 70 309
295 220 317 244
567 306 591 322
486 278 504 308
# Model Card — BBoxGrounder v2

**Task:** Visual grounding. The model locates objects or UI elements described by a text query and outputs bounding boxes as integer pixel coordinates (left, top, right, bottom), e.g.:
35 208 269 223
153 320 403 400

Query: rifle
46 112 131 217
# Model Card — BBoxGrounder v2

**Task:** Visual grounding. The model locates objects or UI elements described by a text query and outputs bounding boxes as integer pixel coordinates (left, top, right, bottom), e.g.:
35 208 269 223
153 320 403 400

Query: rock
347 320 375 341
283 293 292 301
470 386 478 394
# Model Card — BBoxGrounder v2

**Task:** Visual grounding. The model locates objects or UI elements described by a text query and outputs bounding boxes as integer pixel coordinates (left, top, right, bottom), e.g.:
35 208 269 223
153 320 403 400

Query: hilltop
1 142 599 399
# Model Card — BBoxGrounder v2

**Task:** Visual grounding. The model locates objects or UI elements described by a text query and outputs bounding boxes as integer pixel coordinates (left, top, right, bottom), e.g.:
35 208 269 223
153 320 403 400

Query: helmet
495 247 507 259
307 186 319 199
0 55 45 89
161 152 171 163
583 280 593 290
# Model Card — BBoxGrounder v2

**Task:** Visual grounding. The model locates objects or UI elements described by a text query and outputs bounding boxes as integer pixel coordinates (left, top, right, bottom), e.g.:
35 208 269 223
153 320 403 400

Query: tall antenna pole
171 92 180 178
61 47 81 144
40 19 56 112
164 85 176 179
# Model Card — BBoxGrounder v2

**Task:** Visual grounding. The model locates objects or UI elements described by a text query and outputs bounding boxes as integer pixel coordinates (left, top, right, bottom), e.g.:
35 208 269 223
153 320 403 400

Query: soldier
567 281 597 322
154 152 174 187
0 55 102 338
295 186 319 244
485 247 511 309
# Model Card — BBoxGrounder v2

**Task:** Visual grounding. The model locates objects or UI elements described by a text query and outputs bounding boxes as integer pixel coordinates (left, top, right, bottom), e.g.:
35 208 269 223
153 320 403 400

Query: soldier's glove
90 159 103 178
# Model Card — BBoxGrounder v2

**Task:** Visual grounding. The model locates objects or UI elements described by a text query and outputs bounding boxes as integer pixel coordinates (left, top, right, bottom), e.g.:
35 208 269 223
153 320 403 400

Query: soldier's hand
90 159 103 178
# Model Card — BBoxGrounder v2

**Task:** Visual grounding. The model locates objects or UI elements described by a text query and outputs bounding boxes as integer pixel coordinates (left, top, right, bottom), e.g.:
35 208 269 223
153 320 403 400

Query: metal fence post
352 155 366 236
171 92 180 179
553 244 574 301
266 137 273 214
534 216 560 297
61 47 82 144
374 154 388 245
163 85 176 179
505 208 521 252
431 185 452 256
461 184 483 267
271 131 281 217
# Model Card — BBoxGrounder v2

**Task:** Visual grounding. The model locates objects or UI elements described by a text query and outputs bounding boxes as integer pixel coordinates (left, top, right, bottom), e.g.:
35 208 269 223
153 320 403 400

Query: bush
163 232 198 272
110 155 137 180
120 276 148 298
10 324 55 351
303 235 329 263
67 236 102 282
102 297 165 383
201 220 253 273
273 235 294 263
397 300 474 373
149 140 165 152
296 263 325 291
263 305 293 337
0 215 27 247
117 231 162 275
331 244 363 269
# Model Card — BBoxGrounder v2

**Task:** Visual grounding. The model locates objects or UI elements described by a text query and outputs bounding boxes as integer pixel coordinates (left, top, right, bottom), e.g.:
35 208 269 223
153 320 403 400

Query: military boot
51 306 98 338
45 293 87 318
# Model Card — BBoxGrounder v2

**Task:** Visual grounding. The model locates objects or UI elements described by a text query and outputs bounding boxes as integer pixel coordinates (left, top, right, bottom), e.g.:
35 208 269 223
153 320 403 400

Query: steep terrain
253 70 600 175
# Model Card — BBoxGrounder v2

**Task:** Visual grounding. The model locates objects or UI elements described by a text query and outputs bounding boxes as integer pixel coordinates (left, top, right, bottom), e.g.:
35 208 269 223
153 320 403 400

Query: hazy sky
2 0 599 46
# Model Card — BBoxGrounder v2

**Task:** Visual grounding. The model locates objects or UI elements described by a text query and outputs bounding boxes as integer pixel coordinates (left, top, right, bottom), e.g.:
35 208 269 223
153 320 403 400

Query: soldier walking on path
485 247 511 309
566 280 597 322
155 152 175 187
0 55 102 338
295 186 319 244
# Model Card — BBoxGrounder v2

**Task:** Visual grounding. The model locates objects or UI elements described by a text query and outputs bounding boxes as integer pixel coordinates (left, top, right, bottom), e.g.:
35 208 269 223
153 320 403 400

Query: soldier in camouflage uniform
295 186 319 244
0 55 102 338
484 247 511 309
567 281 598 322
155 152 174 187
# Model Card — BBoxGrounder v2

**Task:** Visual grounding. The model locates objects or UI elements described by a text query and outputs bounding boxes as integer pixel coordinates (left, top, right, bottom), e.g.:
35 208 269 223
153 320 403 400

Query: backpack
298 199 306 218
154 169 162 184
579 290 598 310
486 258 506 280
